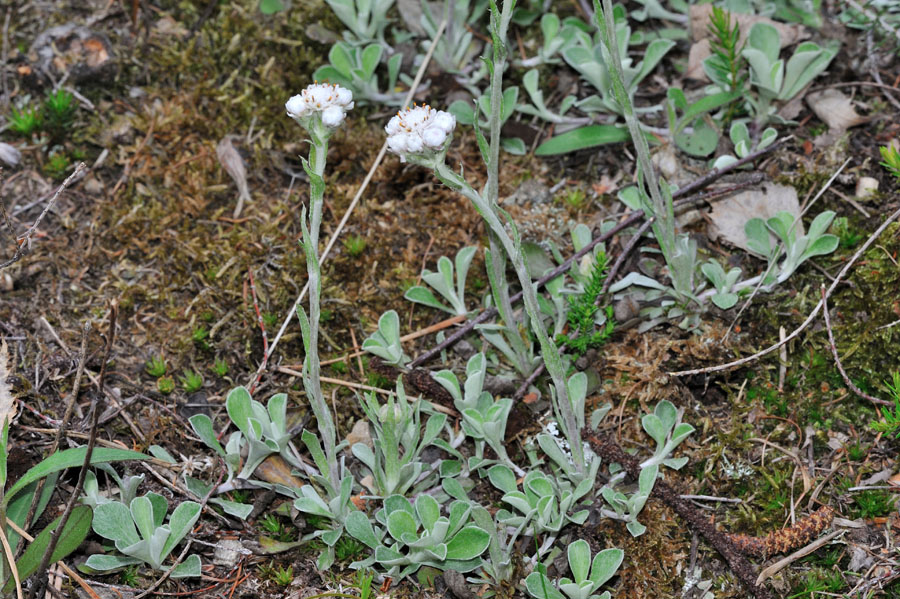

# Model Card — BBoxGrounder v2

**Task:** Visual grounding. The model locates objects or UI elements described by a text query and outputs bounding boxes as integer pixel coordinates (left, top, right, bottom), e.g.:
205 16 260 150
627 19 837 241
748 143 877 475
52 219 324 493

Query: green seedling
343 234 367 257
179 369 203 393
871 373 900 438
145 356 167 377
344 494 491 582
213 357 229 377
9 104 42 137
362 310 409 367
43 89 77 136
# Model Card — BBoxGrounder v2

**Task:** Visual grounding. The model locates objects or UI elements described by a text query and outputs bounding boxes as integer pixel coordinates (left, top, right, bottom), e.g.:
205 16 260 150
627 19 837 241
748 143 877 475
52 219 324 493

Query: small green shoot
180 369 203 393
145 355 167 377
157 376 175 394
871 373 900 438
119 564 140 587
334 536 367 561
262 312 278 329
705 6 745 122
9 104 42 137
259 514 294 542
43 89 77 136
852 489 895 519
354 569 375 599
212 357 229 377
880 145 900 179
259 561 293 585
344 234 367 257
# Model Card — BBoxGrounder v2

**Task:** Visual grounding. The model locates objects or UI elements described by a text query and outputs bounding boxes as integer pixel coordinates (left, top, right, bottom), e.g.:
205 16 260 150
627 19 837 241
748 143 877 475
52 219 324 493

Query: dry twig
0 164 86 270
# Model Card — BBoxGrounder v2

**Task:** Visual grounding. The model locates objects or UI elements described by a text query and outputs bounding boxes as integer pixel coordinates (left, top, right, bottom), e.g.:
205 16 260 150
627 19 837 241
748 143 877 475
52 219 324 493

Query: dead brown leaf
707 182 802 254
806 89 868 133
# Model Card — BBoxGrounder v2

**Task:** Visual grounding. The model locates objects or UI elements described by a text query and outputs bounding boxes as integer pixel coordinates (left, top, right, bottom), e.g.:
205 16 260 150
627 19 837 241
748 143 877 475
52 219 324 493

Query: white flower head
385 104 456 162
285 82 354 129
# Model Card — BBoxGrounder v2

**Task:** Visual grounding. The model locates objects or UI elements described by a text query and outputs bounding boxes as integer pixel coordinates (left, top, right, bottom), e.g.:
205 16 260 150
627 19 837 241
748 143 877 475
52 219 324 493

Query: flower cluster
385 104 456 161
285 83 354 128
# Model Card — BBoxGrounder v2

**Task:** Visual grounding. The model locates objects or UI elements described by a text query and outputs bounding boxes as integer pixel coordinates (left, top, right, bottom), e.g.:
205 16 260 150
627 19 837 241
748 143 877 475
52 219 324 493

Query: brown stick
585 434 775 599
0 164 86 270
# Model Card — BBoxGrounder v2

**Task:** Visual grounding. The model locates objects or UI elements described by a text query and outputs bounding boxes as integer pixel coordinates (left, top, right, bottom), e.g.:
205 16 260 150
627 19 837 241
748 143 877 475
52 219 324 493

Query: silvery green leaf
766 211 795 245
432 370 461 402
294 495 332 518
627 520 647 537
225 386 254 439
445 525 490 560
501 491 532 514
84 554 144 572
669 423 695 448
537 433 573 474
712 292 739 309
169 554 201 578
345 511 381 548
525 571 566 599
639 465 659 495
568 509 589 526
351 443 376 471
744 218 772 257
148 445 177 464
161 501 201 560
442 477 468 501
609 271 667 293
802 234 838 260
189 414 226 457
590 547 624 588
566 539 591 584
807 210 836 240
321 527 343 546
93 502 140 547
641 414 667 447
655 400 677 431
416 494 441 532
374 544 405 565
590 403 612 430
130 496 156 542
488 464 518 495
663 456 689 470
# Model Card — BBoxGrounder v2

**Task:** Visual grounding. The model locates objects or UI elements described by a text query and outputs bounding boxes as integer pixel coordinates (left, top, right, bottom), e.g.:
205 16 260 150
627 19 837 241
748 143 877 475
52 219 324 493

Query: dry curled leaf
707 182 802 253
806 89 868 133
216 136 252 218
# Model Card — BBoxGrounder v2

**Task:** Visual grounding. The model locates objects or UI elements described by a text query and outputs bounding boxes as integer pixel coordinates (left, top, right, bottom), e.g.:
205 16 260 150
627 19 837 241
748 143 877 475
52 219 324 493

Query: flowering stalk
482 0 532 376
286 84 354 488
432 162 584 474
